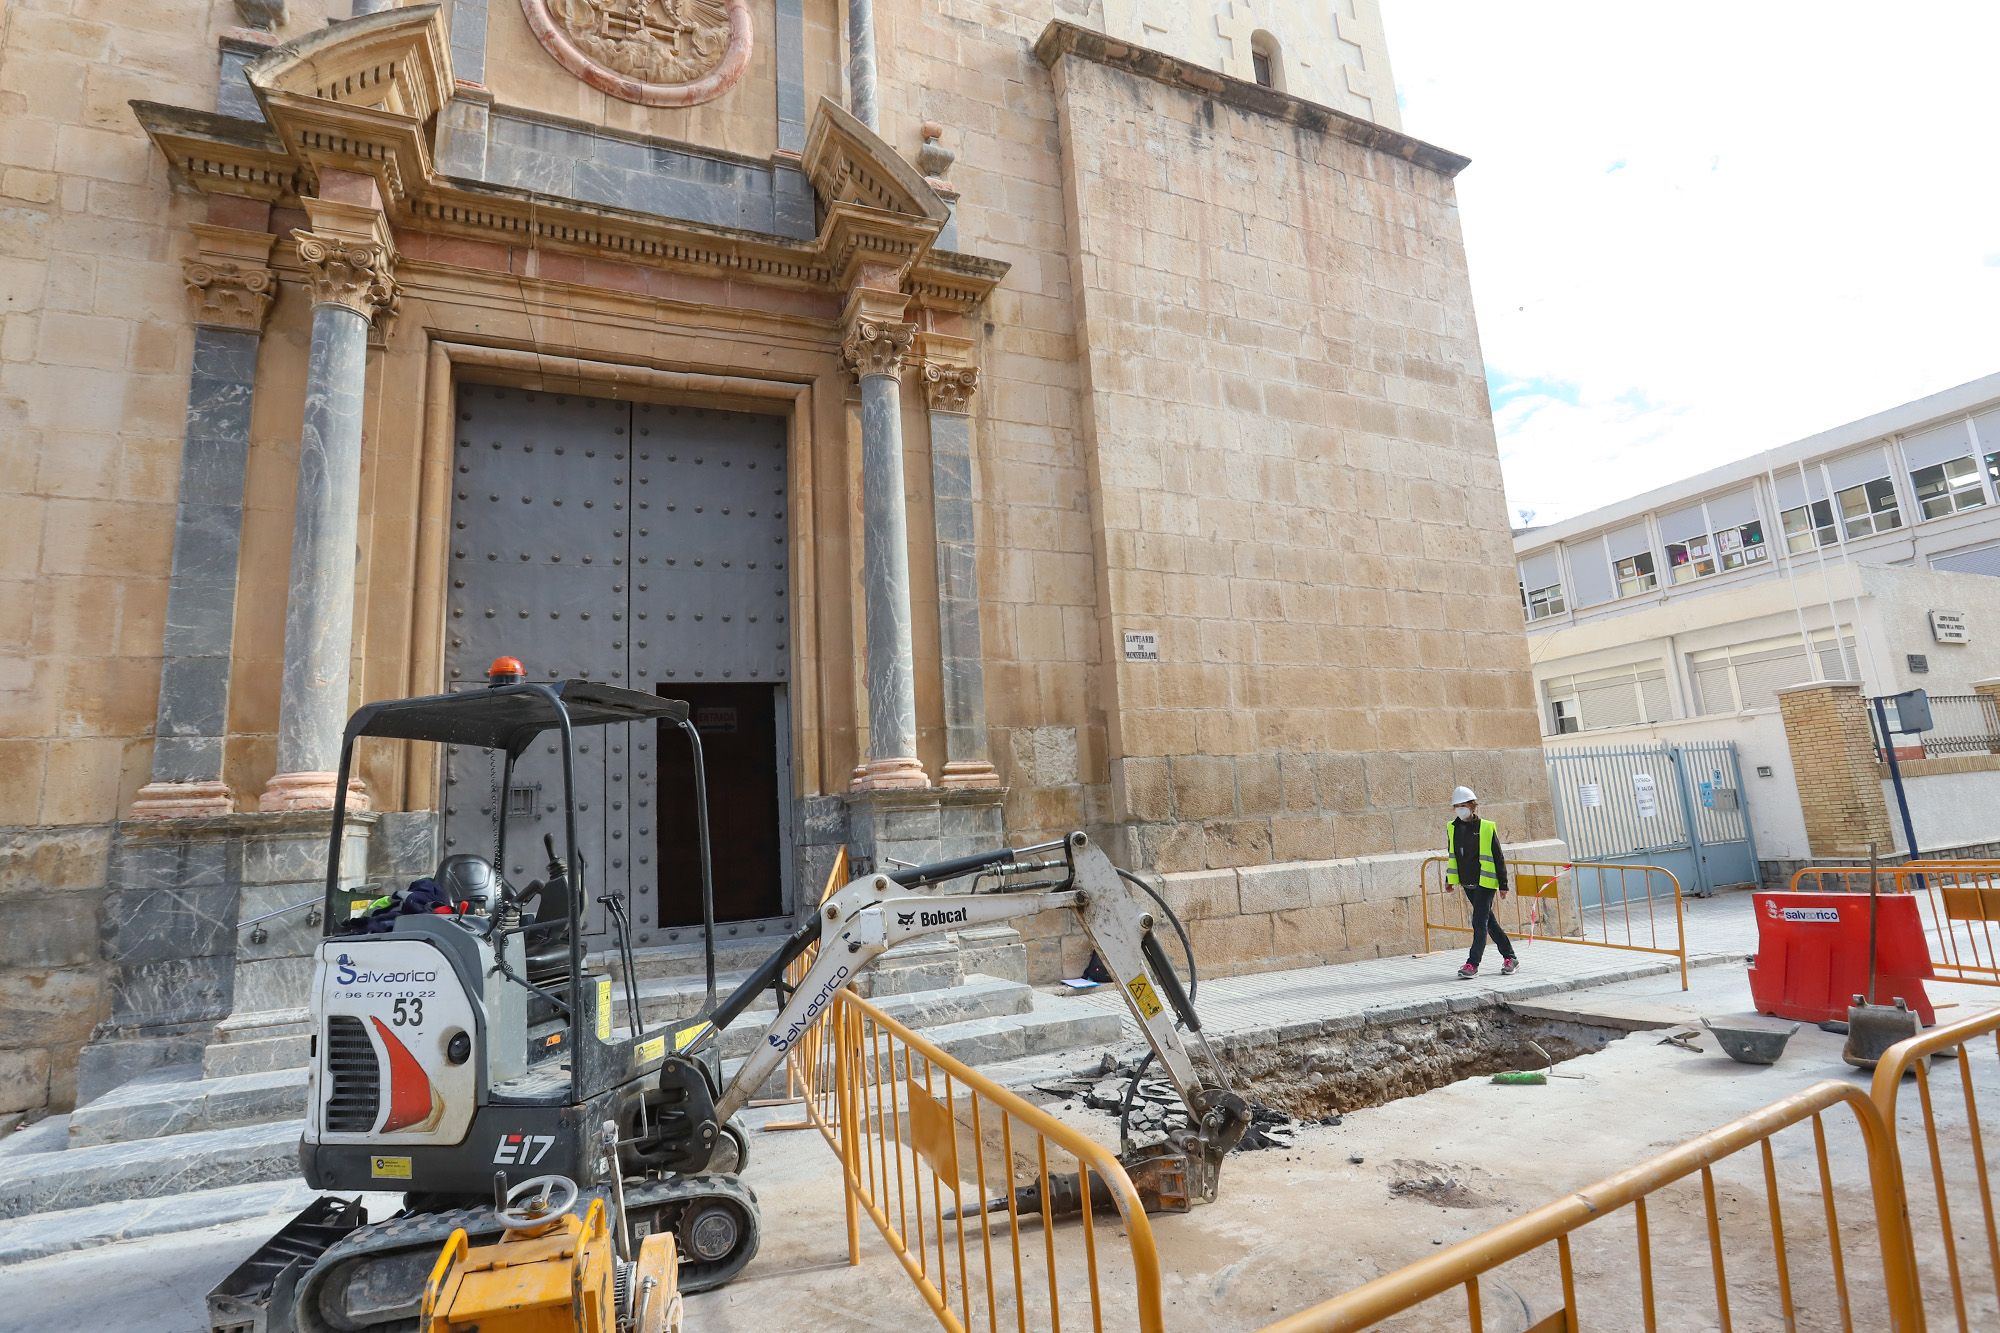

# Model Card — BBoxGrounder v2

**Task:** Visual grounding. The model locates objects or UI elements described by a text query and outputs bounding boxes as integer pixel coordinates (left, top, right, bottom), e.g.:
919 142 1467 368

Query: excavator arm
703 832 1251 1210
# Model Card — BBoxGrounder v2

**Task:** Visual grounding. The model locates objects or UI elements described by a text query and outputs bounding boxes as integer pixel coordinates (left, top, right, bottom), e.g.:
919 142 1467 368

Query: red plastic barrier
1748 892 1936 1026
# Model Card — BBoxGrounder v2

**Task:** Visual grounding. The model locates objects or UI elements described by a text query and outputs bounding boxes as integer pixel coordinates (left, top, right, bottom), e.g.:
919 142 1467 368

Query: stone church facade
0 0 1552 1115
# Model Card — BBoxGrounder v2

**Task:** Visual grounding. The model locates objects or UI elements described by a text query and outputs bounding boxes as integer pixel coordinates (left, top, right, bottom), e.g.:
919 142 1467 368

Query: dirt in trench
1225 1009 1623 1120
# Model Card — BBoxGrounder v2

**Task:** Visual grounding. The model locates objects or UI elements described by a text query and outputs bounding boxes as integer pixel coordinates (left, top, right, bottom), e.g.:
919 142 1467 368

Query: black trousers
1464 887 1515 966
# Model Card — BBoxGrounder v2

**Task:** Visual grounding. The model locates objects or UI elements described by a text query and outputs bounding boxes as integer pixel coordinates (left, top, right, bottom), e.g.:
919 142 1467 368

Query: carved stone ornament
921 361 978 413
842 318 915 379
293 230 398 321
520 0 754 107
184 259 277 332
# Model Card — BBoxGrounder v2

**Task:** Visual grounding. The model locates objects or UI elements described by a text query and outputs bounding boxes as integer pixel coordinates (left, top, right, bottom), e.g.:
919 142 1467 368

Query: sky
1376 2 2000 529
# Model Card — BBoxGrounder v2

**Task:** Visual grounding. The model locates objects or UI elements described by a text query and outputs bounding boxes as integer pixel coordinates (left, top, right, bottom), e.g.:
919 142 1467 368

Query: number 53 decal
391 997 424 1026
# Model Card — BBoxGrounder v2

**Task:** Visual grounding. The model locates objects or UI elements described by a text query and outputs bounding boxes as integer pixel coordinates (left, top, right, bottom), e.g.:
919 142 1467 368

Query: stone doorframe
408 340 825 810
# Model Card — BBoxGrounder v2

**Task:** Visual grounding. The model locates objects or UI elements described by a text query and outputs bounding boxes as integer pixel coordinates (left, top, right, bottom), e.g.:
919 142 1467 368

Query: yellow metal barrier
1873 1005 2000 1331
1792 860 2000 987
1421 856 1689 989
771 849 1164 1331
1263 1080 1925 1332
811 990 1166 1332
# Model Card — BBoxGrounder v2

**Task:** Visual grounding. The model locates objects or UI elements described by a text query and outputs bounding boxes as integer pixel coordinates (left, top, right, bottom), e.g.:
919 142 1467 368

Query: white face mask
1453 806 1474 821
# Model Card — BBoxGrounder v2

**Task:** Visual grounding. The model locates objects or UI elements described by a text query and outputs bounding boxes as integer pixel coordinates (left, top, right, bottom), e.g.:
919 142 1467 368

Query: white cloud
1378 1 2000 527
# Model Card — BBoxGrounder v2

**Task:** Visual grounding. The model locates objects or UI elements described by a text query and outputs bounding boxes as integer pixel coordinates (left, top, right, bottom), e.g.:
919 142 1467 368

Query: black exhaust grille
324 1015 380 1133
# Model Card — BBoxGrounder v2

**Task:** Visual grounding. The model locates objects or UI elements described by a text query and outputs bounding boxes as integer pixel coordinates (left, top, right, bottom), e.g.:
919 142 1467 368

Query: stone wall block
0 826 110 894
108 955 233 1029
1158 868 1239 921
1270 905 1347 964
1270 813 1336 861
0 892 103 968
0 1048 52 1116
100 881 238 964
1203 818 1271 869
1342 896 1416 956
1237 861 1315 914
0 967 109 1050
1168 753 1236 820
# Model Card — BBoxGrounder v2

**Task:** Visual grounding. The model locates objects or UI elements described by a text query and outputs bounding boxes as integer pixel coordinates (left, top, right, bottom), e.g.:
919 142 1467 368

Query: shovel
1844 842 1919 1070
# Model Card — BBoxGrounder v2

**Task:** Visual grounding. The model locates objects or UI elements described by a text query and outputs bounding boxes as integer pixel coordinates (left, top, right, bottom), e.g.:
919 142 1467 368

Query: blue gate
1544 740 1759 902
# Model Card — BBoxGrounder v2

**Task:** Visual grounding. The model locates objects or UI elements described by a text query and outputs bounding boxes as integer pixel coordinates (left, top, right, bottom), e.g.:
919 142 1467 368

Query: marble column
130 227 277 819
845 0 879 130
259 222 397 811
845 315 929 790
921 357 1001 788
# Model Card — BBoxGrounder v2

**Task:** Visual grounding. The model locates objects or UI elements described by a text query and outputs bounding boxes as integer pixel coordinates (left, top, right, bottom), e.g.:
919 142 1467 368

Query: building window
1911 455 1987 519
1249 31 1283 90
1615 550 1657 596
1781 499 1838 554
1836 475 1902 539
1716 519 1768 571
1666 534 1717 584
1523 581 1566 622
1543 664 1670 736
1689 632 1859 715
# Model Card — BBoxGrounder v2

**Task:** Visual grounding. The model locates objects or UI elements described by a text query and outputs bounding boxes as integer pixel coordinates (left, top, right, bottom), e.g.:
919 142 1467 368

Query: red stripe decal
369 1016 436 1132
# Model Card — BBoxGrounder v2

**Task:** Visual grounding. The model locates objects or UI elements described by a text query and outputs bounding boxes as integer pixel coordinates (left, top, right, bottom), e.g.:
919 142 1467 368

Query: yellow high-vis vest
1445 819 1501 890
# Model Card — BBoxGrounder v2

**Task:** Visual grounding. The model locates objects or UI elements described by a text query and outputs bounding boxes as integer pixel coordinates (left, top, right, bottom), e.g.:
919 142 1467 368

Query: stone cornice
128 12 1010 311
1033 20 1472 179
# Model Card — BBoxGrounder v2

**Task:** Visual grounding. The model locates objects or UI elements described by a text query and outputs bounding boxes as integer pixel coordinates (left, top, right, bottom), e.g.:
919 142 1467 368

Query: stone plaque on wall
520 0 754 106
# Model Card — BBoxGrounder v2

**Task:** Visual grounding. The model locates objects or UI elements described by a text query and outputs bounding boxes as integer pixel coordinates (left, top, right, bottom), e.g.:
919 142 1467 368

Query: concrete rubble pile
1036 1057 1338 1152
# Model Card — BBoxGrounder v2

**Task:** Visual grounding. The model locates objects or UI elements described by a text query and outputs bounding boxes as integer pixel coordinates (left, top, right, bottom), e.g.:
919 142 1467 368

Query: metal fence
1262 1080 1923 1331
1871 693 2000 758
788 990 1166 1332
1790 860 2000 988
1545 740 1758 898
1872 1005 2000 1331
1420 856 1689 988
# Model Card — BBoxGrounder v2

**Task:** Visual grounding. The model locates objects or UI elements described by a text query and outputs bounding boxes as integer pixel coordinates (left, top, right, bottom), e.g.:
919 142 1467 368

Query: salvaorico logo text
767 965 850 1052
334 953 440 987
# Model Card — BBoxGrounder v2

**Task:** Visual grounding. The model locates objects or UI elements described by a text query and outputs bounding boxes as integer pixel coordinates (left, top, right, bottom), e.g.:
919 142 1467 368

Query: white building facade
1514 375 2000 871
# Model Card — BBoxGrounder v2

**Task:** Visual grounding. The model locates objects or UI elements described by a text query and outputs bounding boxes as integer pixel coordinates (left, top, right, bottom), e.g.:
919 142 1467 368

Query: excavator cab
273 662 761 1331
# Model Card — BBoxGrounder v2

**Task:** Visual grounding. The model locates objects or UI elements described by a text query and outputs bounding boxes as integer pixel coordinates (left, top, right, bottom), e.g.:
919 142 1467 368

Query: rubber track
292 1174 760 1332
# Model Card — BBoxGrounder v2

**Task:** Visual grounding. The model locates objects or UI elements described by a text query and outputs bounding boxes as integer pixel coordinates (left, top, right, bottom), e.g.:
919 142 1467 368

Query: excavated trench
1228 1008 1625 1120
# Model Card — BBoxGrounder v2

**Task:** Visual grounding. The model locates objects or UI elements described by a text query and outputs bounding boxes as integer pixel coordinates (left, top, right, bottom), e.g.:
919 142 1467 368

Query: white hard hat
1451 786 1477 805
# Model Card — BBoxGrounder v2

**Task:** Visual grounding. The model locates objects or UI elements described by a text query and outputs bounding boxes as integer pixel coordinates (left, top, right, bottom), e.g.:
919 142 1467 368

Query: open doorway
656 683 785 928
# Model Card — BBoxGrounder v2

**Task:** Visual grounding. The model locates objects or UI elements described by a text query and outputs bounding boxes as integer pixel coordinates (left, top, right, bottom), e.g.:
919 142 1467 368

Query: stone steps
0 1120 304 1221
67 1066 309 1149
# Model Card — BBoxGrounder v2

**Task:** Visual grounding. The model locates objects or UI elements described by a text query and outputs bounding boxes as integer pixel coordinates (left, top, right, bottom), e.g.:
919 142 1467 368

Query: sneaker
1456 963 1478 979
1501 957 1520 976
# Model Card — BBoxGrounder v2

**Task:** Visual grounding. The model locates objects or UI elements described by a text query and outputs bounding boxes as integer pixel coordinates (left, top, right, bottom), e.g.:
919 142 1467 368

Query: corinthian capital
183 259 276 332
920 361 978 413
841 318 916 380
292 229 398 321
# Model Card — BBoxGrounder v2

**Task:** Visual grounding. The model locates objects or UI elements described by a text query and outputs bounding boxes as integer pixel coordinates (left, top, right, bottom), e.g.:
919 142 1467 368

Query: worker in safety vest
1443 786 1518 979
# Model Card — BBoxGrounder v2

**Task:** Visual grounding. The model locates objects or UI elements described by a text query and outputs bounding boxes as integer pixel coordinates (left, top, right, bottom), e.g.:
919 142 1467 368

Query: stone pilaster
1776 679 1894 858
259 199 397 812
918 337 1000 789
844 294 929 791
130 225 278 820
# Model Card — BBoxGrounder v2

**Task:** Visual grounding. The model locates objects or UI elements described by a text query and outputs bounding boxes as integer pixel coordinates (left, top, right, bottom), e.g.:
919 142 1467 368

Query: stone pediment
802 98 948 225
244 4 452 123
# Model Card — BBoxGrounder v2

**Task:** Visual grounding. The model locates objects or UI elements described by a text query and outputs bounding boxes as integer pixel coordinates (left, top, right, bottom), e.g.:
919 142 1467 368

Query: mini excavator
209 661 1248 1333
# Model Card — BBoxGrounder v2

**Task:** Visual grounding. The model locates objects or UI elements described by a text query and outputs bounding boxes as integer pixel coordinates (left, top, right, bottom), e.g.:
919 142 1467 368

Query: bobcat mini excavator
209 661 1249 1333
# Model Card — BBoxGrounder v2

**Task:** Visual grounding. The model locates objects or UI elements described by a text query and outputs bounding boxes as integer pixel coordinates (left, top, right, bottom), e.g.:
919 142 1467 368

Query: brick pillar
1776 680 1894 858
1974 678 2000 755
